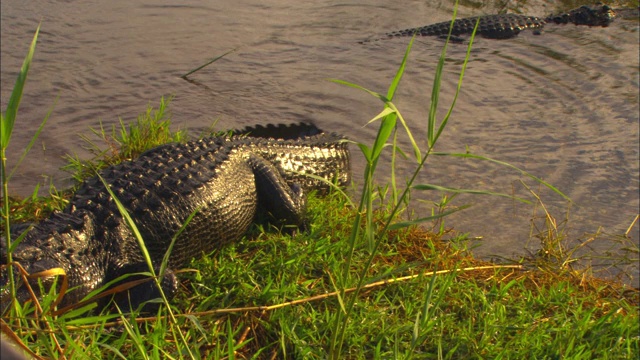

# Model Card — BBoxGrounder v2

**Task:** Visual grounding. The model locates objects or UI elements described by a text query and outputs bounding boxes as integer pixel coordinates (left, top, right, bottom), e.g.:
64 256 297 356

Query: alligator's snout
579 4 616 26
597 5 617 26
2 244 54 278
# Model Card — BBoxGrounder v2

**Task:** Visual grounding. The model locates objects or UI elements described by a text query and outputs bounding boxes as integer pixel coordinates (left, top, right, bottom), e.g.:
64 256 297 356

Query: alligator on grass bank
0 123 350 312
360 4 616 43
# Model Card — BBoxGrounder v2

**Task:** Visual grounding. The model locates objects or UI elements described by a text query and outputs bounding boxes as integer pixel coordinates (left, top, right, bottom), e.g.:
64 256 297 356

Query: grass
63 96 188 185
2 4 639 359
3 190 638 358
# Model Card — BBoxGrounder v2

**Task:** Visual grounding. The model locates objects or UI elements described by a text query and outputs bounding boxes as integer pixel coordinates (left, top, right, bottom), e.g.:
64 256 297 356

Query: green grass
2 5 639 359
4 190 637 358
173 192 638 359
63 95 188 185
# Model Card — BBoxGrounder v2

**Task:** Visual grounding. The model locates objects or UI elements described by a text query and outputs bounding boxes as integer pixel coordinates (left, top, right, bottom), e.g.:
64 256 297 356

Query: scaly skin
1 123 350 311
360 4 617 43
545 4 616 26
384 14 546 40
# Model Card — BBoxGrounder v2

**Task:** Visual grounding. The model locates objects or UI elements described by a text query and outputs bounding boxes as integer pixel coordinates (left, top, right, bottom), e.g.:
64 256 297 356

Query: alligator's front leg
101 261 179 313
247 154 308 230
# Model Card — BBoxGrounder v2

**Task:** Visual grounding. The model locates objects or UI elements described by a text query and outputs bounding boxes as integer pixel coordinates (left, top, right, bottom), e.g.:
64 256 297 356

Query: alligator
360 4 616 43
0 123 350 312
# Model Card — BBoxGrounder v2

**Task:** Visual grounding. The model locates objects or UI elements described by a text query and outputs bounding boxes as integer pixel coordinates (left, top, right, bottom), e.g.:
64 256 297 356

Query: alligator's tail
232 124 351 194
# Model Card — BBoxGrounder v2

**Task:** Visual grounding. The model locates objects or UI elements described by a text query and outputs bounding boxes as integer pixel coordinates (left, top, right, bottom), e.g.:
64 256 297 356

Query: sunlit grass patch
63 96 187 185
174 191 638 358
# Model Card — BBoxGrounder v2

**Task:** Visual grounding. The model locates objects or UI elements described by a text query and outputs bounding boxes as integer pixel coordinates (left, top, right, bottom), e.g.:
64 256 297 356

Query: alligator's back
385 14 545 40
71 124 350 268
360 4 617 43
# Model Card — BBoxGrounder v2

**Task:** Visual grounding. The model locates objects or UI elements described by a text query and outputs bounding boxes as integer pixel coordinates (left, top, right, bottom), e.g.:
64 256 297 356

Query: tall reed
326 2 476 355
325 1 569 355
1 23 51 317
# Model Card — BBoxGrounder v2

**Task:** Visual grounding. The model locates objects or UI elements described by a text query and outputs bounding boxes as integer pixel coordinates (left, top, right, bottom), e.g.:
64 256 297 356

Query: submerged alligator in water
1 123 350 311
360 4 616 43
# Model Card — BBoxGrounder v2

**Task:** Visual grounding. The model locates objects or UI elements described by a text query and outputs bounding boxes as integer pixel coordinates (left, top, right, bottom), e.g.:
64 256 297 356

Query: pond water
1 0 638 284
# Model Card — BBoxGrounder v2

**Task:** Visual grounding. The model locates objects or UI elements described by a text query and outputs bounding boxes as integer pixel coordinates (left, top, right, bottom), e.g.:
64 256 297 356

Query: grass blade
97 174 155 276
158 208 198 279
432 17 479 146
328 78 390 103
97 173 196 359
2 24 41 319
2 23 40 148
412 183 531 203
434 151 570 201
386 36 415 101
7 97 57 181
388 206 471 231
181 48 237 79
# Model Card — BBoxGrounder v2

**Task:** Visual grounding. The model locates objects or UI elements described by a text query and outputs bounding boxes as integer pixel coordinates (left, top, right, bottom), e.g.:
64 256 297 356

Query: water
1 0 638 284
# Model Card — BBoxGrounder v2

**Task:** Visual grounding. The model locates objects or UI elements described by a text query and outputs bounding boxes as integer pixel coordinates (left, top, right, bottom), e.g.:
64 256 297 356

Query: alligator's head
551 4 617 27
0 238 66 314
580 4 616 26
1 214 102 314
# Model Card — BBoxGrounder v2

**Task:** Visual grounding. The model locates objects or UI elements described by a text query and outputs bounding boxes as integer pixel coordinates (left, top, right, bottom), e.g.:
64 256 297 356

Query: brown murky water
1 0 638 284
